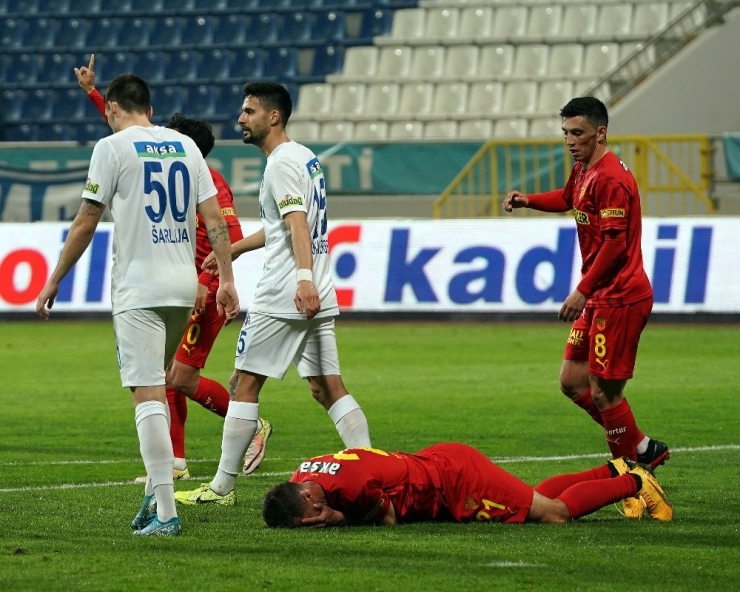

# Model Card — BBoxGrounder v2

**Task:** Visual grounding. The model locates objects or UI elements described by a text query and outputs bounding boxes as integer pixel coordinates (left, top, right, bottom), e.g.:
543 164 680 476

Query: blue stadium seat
1 19 25 50
56 19 89 50
183 85 217 118
52 88 88 121
292 0 326 7
39 123 73 142
198 49 232 82
69 0 101 13
5 54 40 86
214 83 242 119
257 0 291 9
118 18 151 48
164 0 195 9
359 9 393 40
168 50 199 82
42 0 70 14
76 122 110 144
283 82 298 109
0 0 9 14
314 11 345 43
25 19 56 50
195 0 226 10
39 53 76 87
230 48 265 81
130 0 163 11
264 47 296 79
136 50 166 82
226 0 258 8
96 52 137 85
151 17 183 48
220 121 244 140
87 18 121 50
5 124 39 142
280 13 314 44
1 89 25 122
151 87 184 119
8 0 38 15
245 14 279 46
182 16 217 47
323 0 360 6
215 15 249 45
310 45 344 79
23 89 55 121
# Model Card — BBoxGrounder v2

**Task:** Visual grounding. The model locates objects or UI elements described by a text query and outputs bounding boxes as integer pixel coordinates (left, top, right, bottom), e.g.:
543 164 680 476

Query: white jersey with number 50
250 141 339 319
82 125 217 315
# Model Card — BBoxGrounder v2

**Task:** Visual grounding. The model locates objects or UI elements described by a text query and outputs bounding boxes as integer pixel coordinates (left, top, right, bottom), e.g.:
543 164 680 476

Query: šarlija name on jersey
151 226 191 244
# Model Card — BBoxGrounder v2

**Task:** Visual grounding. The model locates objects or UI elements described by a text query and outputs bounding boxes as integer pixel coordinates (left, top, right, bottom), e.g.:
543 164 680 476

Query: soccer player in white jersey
177 81 371 506
35 74 239 536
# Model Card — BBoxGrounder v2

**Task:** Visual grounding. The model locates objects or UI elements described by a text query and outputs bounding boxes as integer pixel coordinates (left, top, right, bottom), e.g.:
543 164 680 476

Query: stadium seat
257 0 291 9
246 14 279 46
118 18 151 48
100 53 137 85
182 16 216 47
214 15 249 46
574 80 609 101
389 121 423 140
220 121 245 140
39 53 76 87
1 18 24 49
548 44 584 79
458 7 492 41
537 81 573 115
25 18 56 50
443 45 478 81
561 5 598 40
76 122 111 143
512 45 550 79
130 0 163 10
620 42 657 67
151 87 183 120
87 18 121 50
227 0 259 9
526 6 563 40
151 17 183 48
320 121 354 142
293 83 333 120
466 81 504 117
361 82 399 119
310 46 344 79
633 3 670 37
4 54 40 86
183 85 217 118
475 45 515 80
353 121 388 141
529 117 562 138
423 120 457 140
494 118 528 138
69 0 101 12
169 50 199 82
10 0 38 14
336 46 378 80
198 49 232 82
396 82 434 119
314 11 345 44
594 5 633 39
1 89 25 122
52 88 88 121
56 18 89 50
214 83 242 119
230 48 265 81
23 89 55 121
43 0 71 14
583 43 620 77
491 7 528 40
264 47 296 79
136 51 167 82
5 124 39 142
164 0 195 9
428 81 468 119
423 7 459 44
502 81 538 115
377 46 412 80
359 9 393 40
195 0 226 10
409 46 445 80
39 123 73 142
331 83 366 118
280 13 314 45
286 120 320 143
458 119 492 140
386 8 426 43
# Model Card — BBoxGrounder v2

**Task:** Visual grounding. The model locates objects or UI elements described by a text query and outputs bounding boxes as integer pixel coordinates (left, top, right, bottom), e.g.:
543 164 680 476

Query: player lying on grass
262 443 672 528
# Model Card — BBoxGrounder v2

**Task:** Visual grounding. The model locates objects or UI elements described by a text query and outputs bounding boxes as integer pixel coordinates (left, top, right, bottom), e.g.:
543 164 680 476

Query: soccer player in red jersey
262 443 671 527
73 55 272 478
502 97 668 518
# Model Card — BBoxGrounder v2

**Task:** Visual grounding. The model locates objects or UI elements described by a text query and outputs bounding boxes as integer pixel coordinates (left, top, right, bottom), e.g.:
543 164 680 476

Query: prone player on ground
263 443 671 528
502 97 668 519
74 55 273 478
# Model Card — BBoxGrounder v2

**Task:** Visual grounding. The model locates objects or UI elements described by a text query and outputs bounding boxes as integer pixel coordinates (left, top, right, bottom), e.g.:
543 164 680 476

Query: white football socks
637 435 650 455
210 401 259 496
328 394 371 448
135 400 177 522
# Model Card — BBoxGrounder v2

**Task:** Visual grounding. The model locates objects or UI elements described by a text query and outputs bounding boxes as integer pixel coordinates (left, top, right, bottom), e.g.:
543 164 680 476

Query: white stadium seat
491 7 528 40
502 81 538 115
429 82 468 118
409 46 446 80
376 46 413 80
494 118 529 138
424 120 458 140
389 121 424 140
529 117 562 138
287 121 320 143
292 83 332 121
360 82 400 119
512 45 550 79
396 82 435 118
475 45 515 80
548 44 584 78
526 6 563 39
423 7 460 43
444 45 479 80
458 7 493 41
334 46 378 82
595 5 634 38
331 83 366 118
353 121 388 141
459 119 493 140
320 121 354 142
467 82 504 117
583 43 620 77
561 5 598 40
620 42 657 67
386 8 426 43
632 3 670 37
537 81 574 115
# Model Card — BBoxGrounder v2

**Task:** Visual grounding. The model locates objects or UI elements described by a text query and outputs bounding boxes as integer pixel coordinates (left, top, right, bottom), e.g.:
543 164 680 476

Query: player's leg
561 309 604 426
296 318 371 449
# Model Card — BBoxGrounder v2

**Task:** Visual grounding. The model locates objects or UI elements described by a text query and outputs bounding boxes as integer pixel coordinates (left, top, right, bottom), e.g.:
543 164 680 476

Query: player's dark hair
166 113 215 158
104 74 150 115
262 482 304 528
243 81 293 126
560 96 609 129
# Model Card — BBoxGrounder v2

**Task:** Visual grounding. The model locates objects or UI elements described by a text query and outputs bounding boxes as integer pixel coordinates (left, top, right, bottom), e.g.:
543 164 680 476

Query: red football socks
571 389 604 426
600 398 645 460
166 388 187 459
557 474 639 520
534 464 612 498
190 377 230 417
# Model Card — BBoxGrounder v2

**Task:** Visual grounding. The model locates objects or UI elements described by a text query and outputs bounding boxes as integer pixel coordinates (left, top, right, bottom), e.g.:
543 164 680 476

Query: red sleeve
88 89 107 122
596 178 630 231
576 230 627 297
526 189 571 212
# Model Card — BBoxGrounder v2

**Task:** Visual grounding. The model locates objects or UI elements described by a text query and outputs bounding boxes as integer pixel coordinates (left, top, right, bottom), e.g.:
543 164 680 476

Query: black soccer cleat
638 439 670 471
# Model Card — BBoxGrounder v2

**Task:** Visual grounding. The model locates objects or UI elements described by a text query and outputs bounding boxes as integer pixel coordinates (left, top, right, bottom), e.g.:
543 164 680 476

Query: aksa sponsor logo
84 178 99 195
600 208 625 218
278 195 304 210
572 209 590 225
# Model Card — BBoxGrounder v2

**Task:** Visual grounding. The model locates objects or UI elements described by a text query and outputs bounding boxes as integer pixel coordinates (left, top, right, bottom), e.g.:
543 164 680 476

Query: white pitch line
486 561 548 568
0 444 737 494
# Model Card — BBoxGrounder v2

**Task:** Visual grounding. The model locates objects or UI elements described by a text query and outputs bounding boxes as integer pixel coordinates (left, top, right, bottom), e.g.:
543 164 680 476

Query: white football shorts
234 312 341 379
112 307 191 388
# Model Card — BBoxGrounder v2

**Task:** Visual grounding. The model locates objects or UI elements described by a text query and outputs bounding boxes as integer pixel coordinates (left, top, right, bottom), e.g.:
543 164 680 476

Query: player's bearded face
562 116 604 164
239 96 269 146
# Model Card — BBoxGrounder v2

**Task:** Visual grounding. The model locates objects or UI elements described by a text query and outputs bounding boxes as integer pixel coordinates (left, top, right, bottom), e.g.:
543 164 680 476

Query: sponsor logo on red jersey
600 208 625 218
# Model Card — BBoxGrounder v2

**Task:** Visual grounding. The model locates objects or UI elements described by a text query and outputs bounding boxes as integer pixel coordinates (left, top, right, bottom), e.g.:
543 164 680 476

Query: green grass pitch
1 319 738 591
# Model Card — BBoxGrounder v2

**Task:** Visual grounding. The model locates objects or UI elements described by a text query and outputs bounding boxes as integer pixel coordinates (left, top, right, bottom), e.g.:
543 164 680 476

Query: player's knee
170 366 199 397
540 501 572 524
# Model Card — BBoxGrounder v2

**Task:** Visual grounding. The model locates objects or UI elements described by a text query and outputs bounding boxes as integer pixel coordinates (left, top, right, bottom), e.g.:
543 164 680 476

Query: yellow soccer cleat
629 465 673 522
134 466 191 484
175 483 236 506
609 457 644 519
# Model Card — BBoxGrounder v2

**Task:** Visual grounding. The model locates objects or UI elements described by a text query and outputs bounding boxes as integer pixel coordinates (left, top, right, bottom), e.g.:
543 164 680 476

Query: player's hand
558 289 587 323
74 54 96 94
36 281 60 321
503 190 529 213
301 503 347 528
201 251 219 274
194 283 208 315
294 280 320 320
215 281 239 325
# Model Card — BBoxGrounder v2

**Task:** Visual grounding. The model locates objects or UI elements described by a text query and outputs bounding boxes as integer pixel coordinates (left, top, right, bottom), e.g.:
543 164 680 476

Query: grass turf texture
0 320 738 591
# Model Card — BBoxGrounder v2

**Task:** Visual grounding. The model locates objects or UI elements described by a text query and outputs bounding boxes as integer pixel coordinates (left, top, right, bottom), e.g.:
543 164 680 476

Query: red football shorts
421 443 534 524
173 291 225 369
563 297 653 380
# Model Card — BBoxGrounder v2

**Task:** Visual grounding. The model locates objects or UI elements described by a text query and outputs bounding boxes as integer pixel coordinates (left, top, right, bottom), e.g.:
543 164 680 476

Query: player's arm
74 54 107 122
36 199 105 320
380 501 397 526
284 211 320 319
200 227 266 274
503 188 570 213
